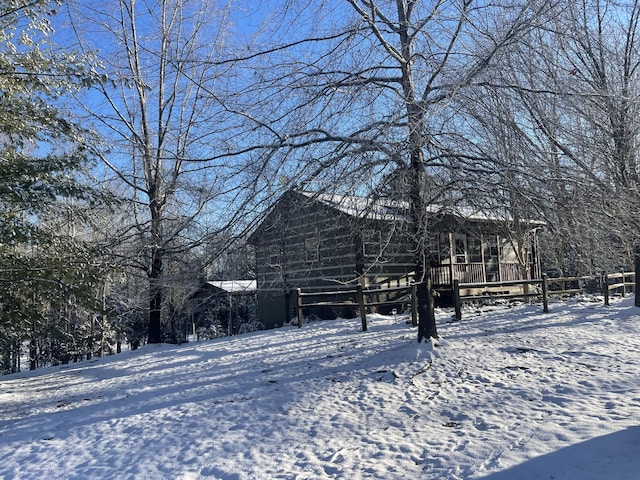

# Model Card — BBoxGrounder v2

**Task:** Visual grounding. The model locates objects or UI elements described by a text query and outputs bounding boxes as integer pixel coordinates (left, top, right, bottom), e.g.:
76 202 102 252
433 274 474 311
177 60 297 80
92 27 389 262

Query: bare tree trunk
29 333 37 371
148 249 164 344
68 0 262 344
410 187 438 341
407 133 437 340
415 272 437 341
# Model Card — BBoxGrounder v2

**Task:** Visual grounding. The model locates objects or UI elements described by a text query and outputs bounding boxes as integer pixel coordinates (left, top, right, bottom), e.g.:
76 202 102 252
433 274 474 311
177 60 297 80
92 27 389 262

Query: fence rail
294 271 636 328
296 284 417 331
453 271 636 321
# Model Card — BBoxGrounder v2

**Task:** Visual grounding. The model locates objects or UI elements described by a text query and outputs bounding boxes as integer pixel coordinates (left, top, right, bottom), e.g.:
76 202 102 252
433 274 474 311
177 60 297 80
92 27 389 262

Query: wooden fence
295 284 417 331
452 271 636 320
294 271 636 328
602 271 636 306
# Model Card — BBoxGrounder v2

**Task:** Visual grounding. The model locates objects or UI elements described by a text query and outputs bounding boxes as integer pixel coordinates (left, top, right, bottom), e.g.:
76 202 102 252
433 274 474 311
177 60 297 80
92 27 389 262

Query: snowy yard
1 296 639 479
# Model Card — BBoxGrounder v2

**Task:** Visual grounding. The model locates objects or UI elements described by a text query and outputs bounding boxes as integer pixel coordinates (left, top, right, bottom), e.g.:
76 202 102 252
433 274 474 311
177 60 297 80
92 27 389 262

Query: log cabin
248 189 542 328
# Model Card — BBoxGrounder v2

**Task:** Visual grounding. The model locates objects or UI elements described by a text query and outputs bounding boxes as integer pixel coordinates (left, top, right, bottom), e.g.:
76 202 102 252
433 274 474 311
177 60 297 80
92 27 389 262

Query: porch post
533 233 542 279
448 232 454 286
453 279 462 321
496 234 502 281
357 284 367 332
480 234 487 282
296 288 303 327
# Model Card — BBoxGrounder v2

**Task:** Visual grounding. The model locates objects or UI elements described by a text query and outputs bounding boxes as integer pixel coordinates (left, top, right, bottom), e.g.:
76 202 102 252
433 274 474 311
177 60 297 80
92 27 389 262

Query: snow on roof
206 280 256 294
302 191 406 221
301 190 541 224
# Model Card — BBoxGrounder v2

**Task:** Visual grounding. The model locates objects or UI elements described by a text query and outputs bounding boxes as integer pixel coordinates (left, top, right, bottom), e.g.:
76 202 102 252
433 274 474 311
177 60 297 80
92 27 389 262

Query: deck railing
430 262 530 285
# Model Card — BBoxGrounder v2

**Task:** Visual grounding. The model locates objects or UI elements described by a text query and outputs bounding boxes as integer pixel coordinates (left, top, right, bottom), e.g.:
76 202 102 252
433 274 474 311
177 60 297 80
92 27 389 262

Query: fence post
411 284 418 327
603 274 610 306
453 279 462 321
357 284 367 331
296 288 303 327
621 271 626 297
542 274 549 313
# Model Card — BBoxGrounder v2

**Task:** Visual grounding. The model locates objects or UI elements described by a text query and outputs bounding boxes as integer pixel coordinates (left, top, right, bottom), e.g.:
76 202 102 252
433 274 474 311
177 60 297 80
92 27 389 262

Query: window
428 236 440 263
363 230 382 257
485 235 498 258
469 237 482 263
484 236 499 282
454 235 467 264
269 245 281 266
305 237 319 262
439 233 451 264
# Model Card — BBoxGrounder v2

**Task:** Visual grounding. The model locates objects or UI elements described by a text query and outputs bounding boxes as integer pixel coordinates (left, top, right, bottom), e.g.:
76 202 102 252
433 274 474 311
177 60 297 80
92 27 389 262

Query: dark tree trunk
147 248 163 344
2 341 19 374
409 154 438 342
29 336 37 371
416 272 438 342
148 289 162 343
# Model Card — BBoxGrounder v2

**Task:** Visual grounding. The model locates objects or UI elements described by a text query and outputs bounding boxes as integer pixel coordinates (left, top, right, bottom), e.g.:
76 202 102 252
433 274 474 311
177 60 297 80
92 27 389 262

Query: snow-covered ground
1 296 640 479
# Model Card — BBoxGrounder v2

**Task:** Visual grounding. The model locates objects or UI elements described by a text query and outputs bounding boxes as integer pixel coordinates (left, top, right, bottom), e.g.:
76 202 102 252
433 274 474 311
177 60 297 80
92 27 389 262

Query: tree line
1 0 639 372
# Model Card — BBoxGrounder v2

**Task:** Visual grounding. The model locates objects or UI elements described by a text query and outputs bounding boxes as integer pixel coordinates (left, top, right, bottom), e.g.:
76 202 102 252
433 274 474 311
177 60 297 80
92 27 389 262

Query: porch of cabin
362 230 540 308
428 231 540 288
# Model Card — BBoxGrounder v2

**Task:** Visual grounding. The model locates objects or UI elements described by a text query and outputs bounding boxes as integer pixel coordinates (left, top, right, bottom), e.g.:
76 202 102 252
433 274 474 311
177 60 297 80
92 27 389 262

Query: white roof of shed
206 280 257 294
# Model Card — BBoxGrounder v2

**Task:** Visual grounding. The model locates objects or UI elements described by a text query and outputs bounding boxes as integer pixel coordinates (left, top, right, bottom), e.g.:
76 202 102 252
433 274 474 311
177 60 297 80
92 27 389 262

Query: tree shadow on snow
477 426 640 480
441 297 636 342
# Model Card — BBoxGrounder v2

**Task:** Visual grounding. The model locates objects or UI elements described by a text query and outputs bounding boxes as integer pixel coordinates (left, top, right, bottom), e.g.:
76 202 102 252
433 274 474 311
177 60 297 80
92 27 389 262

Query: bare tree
468 0 640 286
66 0 270 342
244 0 555 341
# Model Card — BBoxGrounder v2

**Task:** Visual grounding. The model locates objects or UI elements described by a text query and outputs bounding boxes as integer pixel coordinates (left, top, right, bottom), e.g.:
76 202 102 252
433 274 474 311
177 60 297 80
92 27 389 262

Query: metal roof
300 191 543 224
206 280 257 294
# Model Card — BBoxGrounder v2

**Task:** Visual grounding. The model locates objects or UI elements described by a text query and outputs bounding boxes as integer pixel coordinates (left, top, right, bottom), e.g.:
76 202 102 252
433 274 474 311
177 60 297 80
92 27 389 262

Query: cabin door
453 234 467 264
484 235 500 282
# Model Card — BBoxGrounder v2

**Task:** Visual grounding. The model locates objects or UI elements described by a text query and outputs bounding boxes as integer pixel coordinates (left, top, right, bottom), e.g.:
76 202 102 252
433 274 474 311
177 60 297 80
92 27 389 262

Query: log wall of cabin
253 192 366 326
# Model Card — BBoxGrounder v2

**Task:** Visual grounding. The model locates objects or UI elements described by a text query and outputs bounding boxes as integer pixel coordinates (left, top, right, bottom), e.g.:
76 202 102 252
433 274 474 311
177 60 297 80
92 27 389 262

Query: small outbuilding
188 280 257 337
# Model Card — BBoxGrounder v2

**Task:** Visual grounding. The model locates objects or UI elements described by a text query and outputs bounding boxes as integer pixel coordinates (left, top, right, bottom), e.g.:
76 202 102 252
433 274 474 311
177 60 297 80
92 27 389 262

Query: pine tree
0 0 107 372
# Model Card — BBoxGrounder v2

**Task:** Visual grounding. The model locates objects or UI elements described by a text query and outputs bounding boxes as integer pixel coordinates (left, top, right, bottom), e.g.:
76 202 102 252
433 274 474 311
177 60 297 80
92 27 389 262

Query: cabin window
305 236 319 262
439 233 451 264
454 235 467 264
469 237 482 263
491 244 499 257
363 230 382 257
428 236 440 263
484 236 499 282
269 245 281 266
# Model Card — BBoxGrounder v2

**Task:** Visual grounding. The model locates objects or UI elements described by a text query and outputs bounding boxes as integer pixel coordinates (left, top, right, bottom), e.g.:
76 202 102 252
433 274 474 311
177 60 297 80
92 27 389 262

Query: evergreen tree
0 0 107 372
